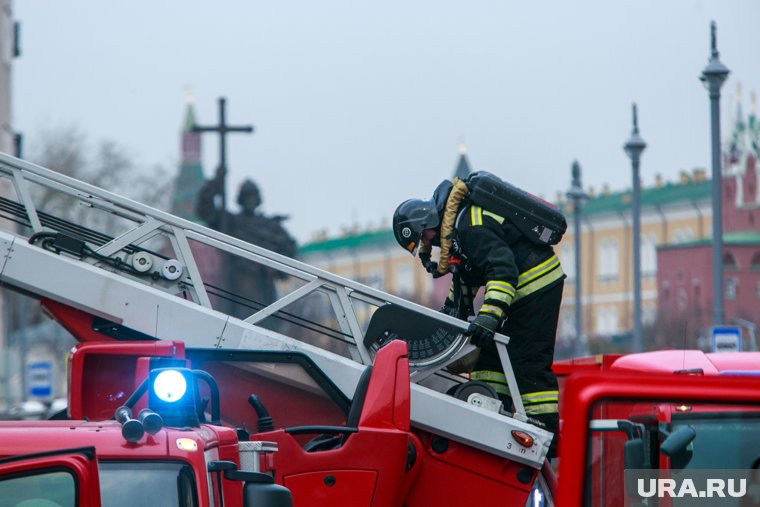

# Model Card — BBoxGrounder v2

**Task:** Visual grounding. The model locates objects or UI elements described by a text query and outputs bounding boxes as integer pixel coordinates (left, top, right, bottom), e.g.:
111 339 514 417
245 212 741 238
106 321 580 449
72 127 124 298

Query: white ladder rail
0 150 548 467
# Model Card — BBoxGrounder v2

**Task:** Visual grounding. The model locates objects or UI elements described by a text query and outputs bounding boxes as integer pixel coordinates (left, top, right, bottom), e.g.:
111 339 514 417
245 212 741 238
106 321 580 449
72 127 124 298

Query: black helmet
432 180 452 218
392 198 440 254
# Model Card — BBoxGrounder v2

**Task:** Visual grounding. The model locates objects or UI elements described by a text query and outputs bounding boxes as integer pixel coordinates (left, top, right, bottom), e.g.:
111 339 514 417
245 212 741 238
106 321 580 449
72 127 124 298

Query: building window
726 278 738 300
598 239 619 281
750 252 760 271
643 302 657 325
693 278 701 305
677 288 688 311
723 252 739 271
559 309 575 337
673 228 693 244
642 234 657 277
561 244 575 281
595 306 618 335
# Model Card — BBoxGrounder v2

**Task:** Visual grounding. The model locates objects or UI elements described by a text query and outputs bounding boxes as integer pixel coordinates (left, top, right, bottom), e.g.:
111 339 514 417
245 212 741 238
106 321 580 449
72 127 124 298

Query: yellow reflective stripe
471 370 512 397
482 209 505 224
524 402 559 416
486 280 515 295
471 370 507 384
522 390 559 399
517 255 560 287
485 288 513 305
470 206 483 226
514 264 564 302
485 281 515 302
485 382 510 396
522 390 559 404
479 304 505 319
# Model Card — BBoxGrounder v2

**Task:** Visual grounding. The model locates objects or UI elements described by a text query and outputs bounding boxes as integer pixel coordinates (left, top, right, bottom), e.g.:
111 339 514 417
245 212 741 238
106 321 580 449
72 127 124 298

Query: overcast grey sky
12 1 760 244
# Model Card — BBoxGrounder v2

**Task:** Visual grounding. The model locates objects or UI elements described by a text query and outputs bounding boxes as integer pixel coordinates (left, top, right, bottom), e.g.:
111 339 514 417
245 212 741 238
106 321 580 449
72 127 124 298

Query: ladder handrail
0 151 543 464
0 151 525 417
0 152 471 357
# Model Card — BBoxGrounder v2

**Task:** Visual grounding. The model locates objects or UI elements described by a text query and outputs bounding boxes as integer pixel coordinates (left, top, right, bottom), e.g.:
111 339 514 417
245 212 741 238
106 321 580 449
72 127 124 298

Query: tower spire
453 139 472 180
171 87 206 222
183 85 197 132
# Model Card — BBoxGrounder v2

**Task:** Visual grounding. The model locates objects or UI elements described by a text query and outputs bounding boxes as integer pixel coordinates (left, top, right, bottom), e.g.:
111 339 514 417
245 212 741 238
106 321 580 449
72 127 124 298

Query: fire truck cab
0 335 418 507
555 351 760 506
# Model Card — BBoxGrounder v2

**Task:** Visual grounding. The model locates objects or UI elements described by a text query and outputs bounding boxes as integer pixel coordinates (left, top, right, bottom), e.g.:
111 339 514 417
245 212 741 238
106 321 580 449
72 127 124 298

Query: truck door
0 446 102 507
556 371 760 507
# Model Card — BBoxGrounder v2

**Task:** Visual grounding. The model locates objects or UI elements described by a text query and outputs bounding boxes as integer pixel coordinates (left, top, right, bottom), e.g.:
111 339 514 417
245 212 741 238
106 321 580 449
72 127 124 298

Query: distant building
654 90 760 350
170 86 758 356
171 94 205 222
557 170 713 353
301 125 760 357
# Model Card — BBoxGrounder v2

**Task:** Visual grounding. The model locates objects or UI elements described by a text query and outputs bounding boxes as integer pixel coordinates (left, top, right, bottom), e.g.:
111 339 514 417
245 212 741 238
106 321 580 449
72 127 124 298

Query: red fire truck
1 152 760 506
0 336 419 507
5 329 760 507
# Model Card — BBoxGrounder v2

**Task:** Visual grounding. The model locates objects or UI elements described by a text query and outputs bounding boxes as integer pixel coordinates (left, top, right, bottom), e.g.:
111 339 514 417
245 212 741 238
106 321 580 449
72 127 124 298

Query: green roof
301 179 716 254
300 229 396 254
574 179 711 216
659 231 760 250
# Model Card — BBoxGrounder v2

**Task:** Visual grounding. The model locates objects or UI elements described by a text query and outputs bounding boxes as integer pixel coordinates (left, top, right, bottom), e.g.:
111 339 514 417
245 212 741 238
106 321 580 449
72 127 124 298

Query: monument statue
196 167 297 318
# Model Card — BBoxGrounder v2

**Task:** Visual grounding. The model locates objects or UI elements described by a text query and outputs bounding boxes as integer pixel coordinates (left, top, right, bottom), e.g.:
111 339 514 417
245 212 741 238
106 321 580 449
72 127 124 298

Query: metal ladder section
0 152 549 467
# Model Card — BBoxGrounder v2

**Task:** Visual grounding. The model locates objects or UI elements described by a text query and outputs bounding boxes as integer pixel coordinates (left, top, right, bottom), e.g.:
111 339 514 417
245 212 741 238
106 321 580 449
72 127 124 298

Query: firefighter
392 173 565 457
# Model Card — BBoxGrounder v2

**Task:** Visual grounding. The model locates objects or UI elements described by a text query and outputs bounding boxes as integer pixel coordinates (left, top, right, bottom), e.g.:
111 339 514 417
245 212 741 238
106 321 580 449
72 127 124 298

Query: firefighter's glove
440 298 466 320
420 252 447 279
424 260 440 276
466 313 502 348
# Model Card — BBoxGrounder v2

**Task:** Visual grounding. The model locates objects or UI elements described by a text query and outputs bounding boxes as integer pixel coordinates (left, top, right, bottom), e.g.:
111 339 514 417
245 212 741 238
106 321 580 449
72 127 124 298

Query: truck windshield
585 403 760 506
100 461 197 507
671 413 760 469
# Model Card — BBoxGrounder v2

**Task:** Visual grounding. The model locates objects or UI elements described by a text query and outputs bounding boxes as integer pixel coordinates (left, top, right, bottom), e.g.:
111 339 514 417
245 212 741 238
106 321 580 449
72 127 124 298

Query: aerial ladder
0 151 552 472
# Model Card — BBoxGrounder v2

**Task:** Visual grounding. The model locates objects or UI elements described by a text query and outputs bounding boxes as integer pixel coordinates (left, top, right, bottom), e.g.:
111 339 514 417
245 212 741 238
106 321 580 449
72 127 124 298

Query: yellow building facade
555 171 711 353
300 171 712 356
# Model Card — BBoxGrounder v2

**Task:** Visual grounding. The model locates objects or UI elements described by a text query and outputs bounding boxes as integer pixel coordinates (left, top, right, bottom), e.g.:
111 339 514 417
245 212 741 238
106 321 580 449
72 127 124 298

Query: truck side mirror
624 439 647 469
659 425 696 470
242 477 293 507
210 460 294 507
623 438 649 502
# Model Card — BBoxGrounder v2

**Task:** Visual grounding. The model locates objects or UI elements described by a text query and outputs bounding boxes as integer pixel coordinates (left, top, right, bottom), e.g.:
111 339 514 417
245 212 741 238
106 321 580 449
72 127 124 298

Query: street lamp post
624 103 646 353
699 21 730 327
566 160 587 357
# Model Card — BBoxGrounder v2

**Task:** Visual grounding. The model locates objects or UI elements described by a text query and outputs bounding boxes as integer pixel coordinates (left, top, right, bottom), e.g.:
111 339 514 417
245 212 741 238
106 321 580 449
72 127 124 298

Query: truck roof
609 350 760 375
555 350 760 376
0 420 237 459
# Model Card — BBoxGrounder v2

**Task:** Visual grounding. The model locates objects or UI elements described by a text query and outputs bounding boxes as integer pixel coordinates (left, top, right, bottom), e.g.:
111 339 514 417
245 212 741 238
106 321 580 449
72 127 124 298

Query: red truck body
555 351 760 507
2 329 539 507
